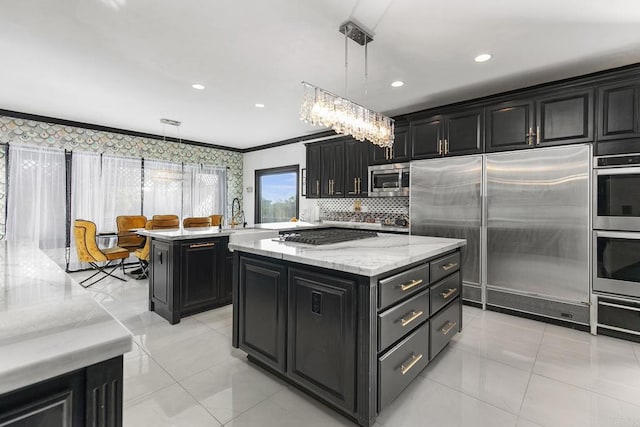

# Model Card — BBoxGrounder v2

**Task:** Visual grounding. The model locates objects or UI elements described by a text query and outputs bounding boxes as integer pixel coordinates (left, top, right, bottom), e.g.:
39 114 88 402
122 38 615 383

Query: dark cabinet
0 357 123 427
486 99 536 152
306 144 322 198
596 80 640 155
370 126 410 164
411 109 482 159
410 116 443 159
287 268 357 413
344 137 369 197
149 236 232 324
180 240 222 314
238 256 287 372
320 140 345 197
536 88 593 146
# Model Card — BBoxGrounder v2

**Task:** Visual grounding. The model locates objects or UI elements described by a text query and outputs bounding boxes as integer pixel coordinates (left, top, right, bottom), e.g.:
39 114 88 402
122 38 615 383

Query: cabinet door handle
357 177 361 194
441 262 458 271
316 180 320 196
190 242 215 248
157 252 163 264
399 279 423 291
441 288 458 299
444 138 449 155
400 310 424 327
536 125 541 145
390 147 394 160
400 353 423 375
527 127 534 145
440 321 457 335
438 139 442 155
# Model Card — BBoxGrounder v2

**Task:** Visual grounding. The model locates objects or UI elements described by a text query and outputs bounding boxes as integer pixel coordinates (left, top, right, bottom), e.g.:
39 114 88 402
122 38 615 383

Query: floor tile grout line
516 322 546 416
123 381 178 410
448 343 536 373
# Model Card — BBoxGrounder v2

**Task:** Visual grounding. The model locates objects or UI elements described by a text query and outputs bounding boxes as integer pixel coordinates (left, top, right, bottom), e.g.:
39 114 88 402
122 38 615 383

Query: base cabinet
287 268 357 413
149 236 231 324
233 249 463 426
0 356 123 427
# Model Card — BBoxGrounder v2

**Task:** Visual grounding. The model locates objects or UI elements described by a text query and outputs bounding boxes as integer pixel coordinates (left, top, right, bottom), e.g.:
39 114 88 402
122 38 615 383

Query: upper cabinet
306 144 322 199
536 88 593 146
344 137 369 197
411 108 483 159
596 79 640 155
369 126 410 165
486 88 594 152
320 140 345 197
486 99 535 152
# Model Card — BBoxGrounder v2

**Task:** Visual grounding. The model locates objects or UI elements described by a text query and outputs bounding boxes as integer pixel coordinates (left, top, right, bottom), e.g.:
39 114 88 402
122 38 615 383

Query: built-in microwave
594 154 640 231
368 163 410 197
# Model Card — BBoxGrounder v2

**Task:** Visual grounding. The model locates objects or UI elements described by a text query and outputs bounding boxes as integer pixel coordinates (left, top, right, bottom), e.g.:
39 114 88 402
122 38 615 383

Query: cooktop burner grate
280 228 378 245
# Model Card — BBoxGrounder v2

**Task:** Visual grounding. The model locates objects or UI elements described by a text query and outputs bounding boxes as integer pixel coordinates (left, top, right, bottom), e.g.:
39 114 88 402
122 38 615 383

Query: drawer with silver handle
430 252 460 284
378 289 429 352
430 272 460 315
429 298 460 360
378 321 429 410
378 264 429 310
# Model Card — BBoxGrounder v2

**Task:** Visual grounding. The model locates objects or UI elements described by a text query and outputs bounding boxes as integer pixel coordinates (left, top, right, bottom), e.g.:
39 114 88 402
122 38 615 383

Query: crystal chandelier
299 21 395 148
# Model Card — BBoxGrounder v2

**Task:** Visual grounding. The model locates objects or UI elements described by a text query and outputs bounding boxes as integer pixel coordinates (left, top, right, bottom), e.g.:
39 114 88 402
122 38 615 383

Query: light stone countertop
0 241 133 395
228 233 465 277
137 226 278 243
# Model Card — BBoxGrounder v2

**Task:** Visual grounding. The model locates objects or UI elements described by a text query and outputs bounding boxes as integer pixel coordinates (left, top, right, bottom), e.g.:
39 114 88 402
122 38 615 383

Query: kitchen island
229 232 466 427
0 242 133 426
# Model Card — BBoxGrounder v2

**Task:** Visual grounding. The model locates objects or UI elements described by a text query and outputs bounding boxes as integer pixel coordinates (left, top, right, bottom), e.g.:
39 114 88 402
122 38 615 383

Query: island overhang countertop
228 233 466 277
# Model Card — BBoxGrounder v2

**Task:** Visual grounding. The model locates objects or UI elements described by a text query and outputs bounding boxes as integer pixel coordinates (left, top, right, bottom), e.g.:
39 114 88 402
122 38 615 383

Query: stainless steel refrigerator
411 155 483 303
411 144 591 324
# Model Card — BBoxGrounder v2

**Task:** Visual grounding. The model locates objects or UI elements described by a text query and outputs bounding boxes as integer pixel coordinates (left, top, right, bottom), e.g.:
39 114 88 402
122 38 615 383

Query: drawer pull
400 353 423 376
399 279 423 291
190 242 216 248
441 288 458 299
441 262 458 271
400 310 424 327
440 321 458 336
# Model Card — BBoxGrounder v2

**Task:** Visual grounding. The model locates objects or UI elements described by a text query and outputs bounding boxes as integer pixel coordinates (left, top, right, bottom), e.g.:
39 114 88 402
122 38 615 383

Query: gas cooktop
279 228 378 245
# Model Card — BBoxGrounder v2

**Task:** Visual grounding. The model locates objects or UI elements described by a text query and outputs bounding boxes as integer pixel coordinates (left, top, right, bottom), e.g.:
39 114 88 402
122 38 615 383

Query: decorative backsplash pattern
317 197 409 224
0 117 243 239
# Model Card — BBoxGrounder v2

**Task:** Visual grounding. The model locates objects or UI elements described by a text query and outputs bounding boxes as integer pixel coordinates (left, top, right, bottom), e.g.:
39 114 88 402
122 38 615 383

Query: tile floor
73 270 640 427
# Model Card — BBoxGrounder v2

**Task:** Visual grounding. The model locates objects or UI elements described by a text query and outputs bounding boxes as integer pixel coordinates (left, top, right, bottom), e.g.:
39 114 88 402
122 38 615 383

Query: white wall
242 141 317 225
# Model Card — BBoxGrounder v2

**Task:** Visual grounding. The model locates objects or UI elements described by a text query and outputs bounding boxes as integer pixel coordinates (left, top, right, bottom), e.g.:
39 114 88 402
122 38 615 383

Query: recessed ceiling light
255 103 265 108
391 81 404 88
191 83 205 90
474 53 492 63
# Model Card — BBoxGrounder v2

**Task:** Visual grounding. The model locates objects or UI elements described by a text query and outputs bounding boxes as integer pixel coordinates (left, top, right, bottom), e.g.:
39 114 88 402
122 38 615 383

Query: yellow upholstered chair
133 220 153 279
210 215 224 227
73 220 129 287
183 216 212 228
151 214 180 229
116 215 147 253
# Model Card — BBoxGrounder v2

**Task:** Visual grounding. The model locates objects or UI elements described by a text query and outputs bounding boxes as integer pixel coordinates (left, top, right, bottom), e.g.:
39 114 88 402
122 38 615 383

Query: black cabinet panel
180 241 220 314
320 140 345 197
446 108 483 155
287 268 357 413
239 256 287 372
596 81 640 155
221 251 233 304
536 88 593 146
85 356 123 427
306 144 322 198
344 137 369 197
486 100 535 151
410 117 443 160
370 126 410 164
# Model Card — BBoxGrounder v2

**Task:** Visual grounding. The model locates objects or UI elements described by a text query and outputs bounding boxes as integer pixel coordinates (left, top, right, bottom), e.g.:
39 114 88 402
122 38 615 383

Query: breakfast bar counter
230 232 465 427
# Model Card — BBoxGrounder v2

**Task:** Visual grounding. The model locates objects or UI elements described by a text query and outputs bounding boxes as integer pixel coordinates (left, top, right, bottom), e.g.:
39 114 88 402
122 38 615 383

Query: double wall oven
593 154 640 340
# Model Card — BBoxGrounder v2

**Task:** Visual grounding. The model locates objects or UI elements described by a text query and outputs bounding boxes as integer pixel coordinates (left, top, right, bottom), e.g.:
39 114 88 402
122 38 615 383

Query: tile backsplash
316 197 409 224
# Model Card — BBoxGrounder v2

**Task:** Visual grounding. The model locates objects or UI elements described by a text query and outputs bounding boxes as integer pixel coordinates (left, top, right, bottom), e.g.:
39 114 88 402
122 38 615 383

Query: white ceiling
2 0 640 150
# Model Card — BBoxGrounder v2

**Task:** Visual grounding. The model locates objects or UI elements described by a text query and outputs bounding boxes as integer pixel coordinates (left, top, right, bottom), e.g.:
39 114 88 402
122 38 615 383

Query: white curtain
143 159 183 219
70 152 102 225
6 145 66 249
98 155 142 232
183 163 227 218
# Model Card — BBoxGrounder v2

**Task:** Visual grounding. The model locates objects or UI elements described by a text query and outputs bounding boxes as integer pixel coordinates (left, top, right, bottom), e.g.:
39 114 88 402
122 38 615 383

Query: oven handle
595 230 640 240
595 167 640 176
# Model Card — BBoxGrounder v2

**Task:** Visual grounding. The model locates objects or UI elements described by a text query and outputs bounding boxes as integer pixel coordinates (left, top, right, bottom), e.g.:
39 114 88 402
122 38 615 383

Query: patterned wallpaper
0 116 243 239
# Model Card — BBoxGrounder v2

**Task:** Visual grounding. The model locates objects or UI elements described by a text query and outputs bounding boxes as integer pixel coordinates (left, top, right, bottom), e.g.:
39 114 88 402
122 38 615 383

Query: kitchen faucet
231 197 246 227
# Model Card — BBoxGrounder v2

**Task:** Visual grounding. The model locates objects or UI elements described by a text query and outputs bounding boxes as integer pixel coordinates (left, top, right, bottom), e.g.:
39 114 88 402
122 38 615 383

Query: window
255 165 299 224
